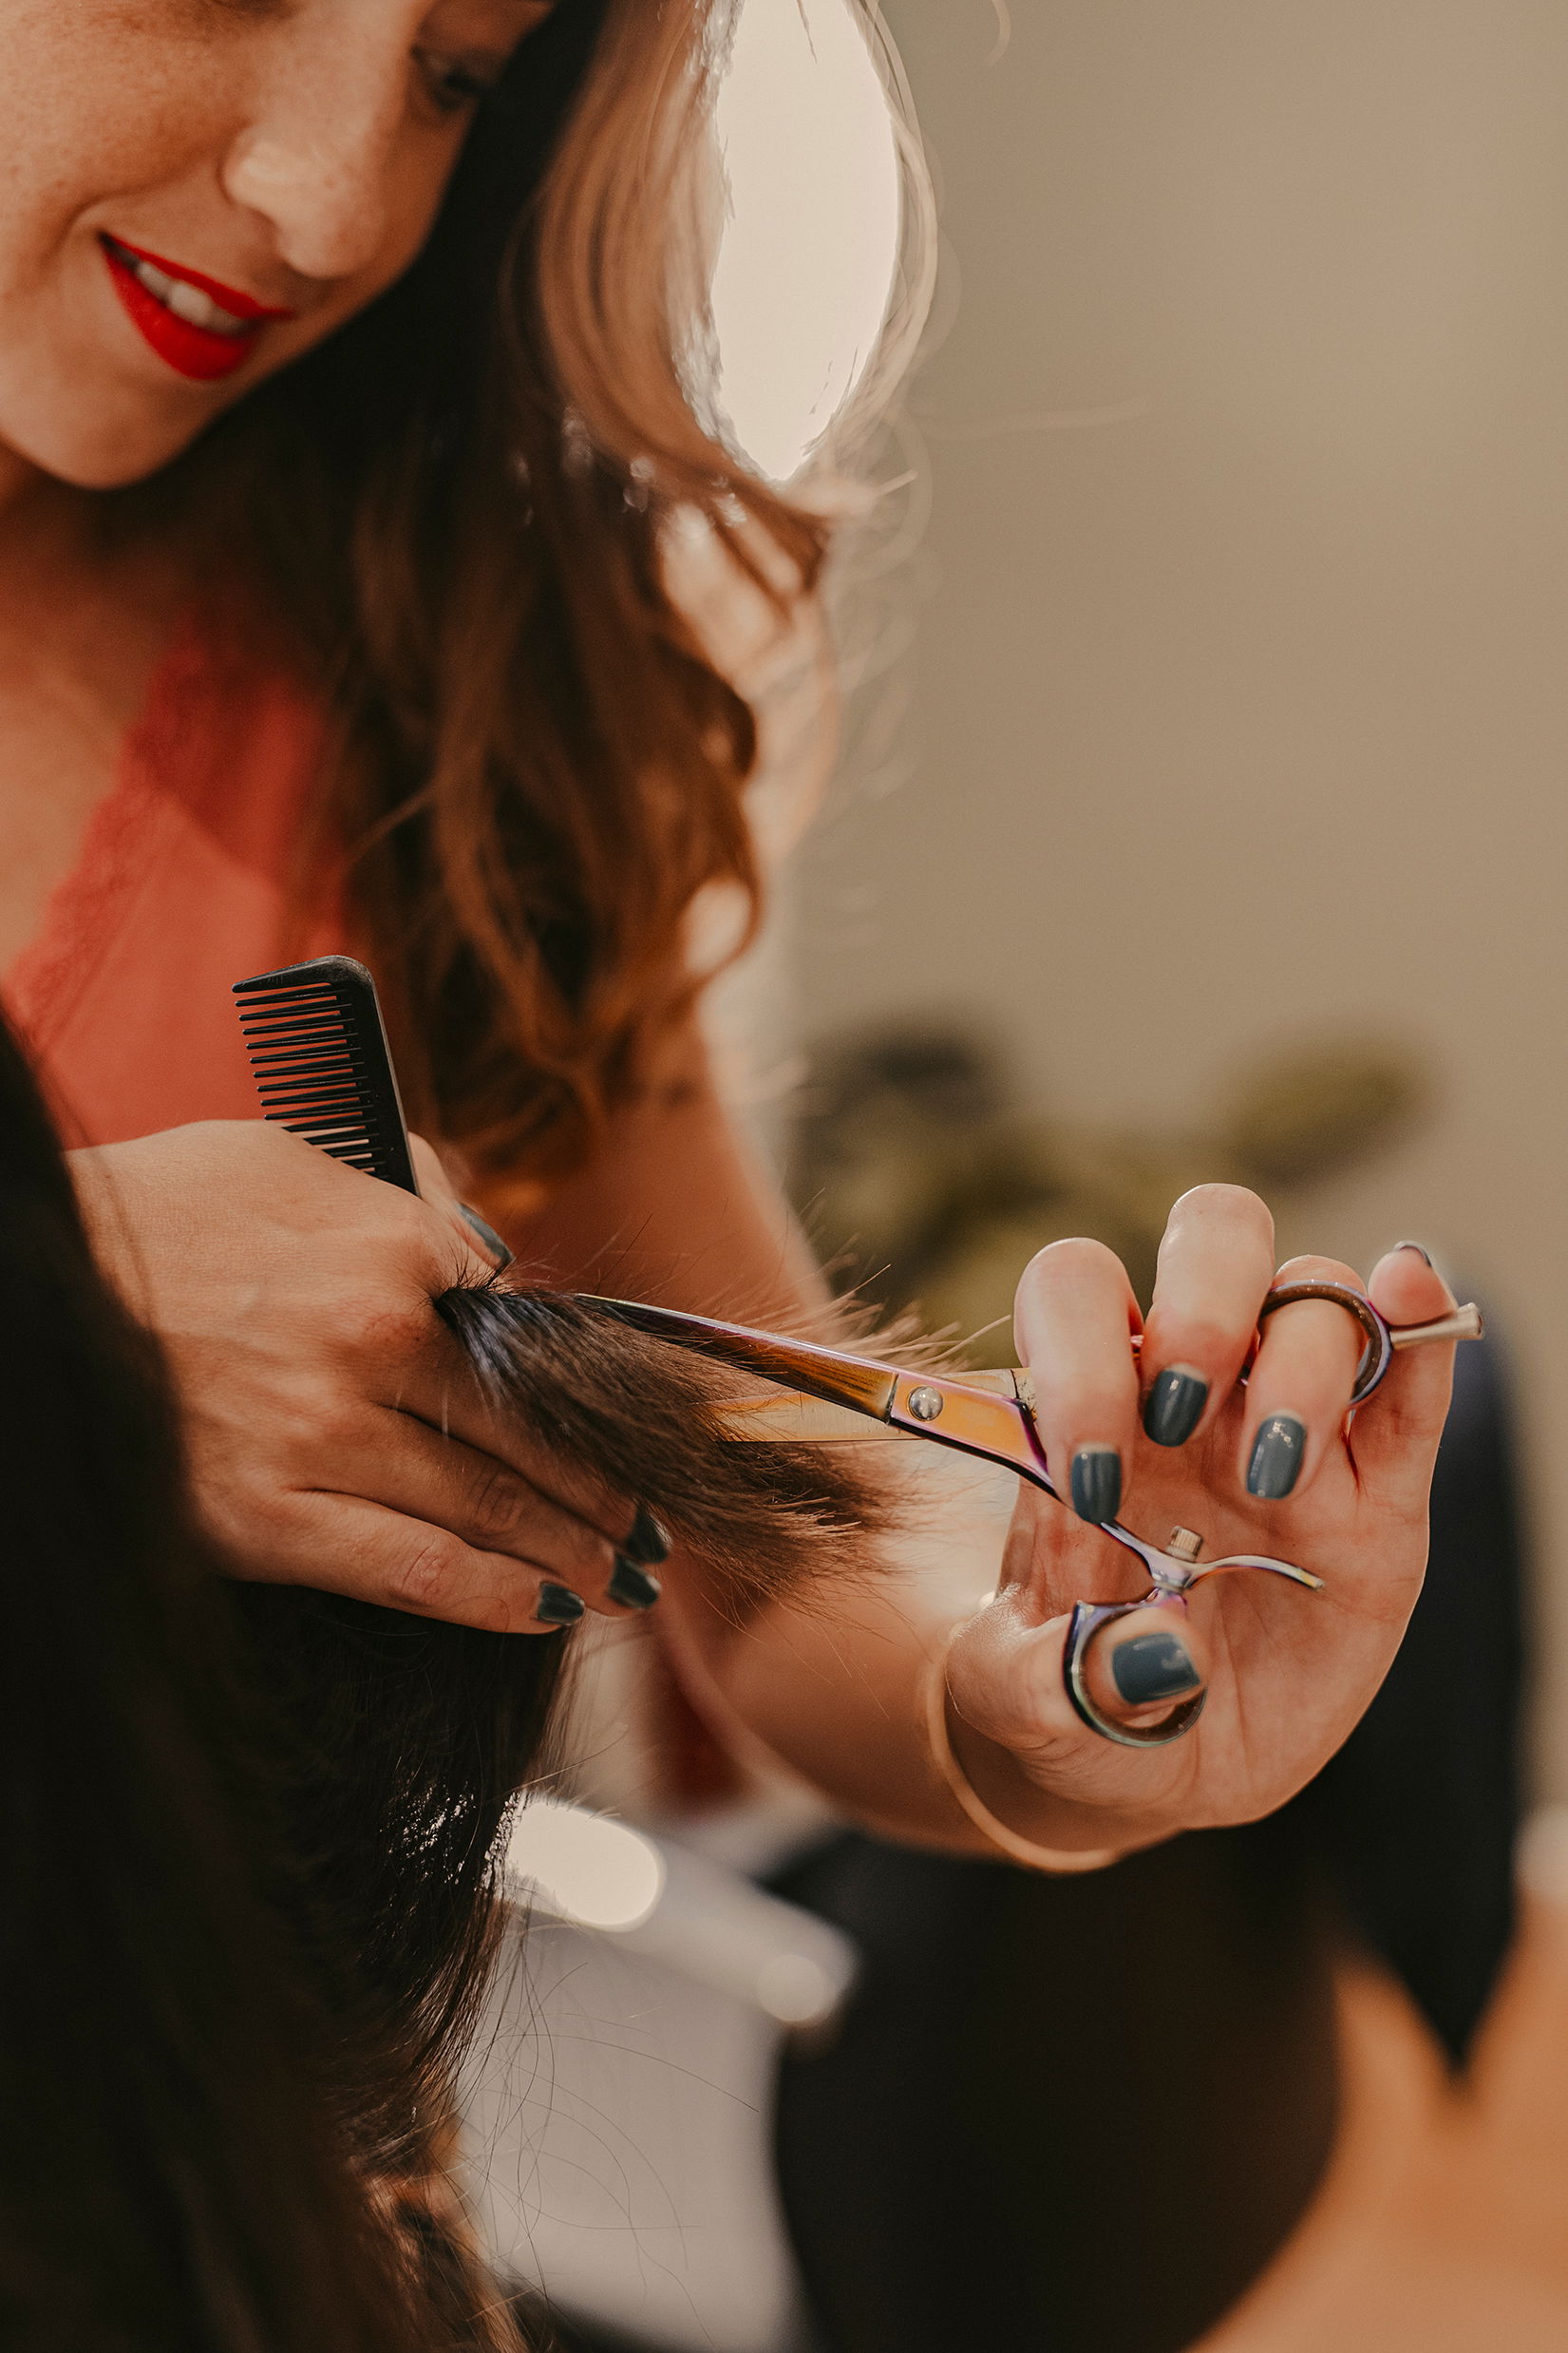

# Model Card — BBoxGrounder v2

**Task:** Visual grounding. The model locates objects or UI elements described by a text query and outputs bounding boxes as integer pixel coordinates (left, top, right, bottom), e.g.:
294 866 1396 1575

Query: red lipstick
100 235 296 383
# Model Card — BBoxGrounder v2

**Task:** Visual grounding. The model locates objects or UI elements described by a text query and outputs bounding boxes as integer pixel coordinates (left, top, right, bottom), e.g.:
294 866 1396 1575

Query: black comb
233 956 420 1195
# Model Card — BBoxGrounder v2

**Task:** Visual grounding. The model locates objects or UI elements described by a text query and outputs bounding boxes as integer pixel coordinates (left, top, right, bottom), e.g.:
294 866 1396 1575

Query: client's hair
0 1016 885 2350
0 1010 486 2350
236 1288 888 2187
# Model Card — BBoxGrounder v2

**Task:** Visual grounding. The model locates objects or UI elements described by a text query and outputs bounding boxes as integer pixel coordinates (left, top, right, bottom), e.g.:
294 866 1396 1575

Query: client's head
0 1011 887 2350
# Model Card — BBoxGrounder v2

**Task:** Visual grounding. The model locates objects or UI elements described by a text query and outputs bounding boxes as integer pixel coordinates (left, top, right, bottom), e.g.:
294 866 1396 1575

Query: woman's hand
70 1121 649 1632
944 1185 1459 1857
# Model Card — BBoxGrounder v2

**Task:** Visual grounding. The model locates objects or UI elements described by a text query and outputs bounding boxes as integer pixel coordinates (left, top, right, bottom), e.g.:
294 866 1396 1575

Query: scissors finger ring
1257 1280 1481 1409
1064 1598 1209 1748
1062 1523 1323 1749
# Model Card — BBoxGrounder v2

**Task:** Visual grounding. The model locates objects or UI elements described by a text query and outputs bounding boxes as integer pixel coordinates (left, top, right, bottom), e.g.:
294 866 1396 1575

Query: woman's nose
220 28 405 284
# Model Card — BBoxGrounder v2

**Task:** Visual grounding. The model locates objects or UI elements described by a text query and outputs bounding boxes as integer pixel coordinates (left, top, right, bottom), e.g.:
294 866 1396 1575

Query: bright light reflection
755 1948 839 2026
503 1796 666 1932
712 0 901 483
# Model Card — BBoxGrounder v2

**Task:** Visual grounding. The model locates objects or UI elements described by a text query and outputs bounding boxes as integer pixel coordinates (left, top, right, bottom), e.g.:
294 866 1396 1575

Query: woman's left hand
943 1185 1459 1858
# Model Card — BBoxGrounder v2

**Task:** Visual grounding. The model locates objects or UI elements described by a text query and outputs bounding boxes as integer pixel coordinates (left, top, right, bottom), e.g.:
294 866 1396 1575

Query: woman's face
0 0 551 489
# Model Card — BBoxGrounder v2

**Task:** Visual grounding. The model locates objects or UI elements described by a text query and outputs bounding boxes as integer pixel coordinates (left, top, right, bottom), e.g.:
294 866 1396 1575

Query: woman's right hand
70 1120 647 1632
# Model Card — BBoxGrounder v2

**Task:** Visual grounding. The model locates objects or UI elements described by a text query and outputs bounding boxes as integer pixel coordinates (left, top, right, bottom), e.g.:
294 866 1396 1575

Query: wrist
923 1648 1130 1872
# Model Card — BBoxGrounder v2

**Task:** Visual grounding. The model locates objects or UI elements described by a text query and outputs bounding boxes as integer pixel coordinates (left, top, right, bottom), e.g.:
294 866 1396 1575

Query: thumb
408 1134 513 1274
947 1589 1209 1778
1080 1600 1210 1736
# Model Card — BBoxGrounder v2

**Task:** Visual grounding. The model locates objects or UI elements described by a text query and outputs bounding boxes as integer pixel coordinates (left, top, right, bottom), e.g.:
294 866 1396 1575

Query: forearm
494 1041 1150 1861
652 1466 1154 1862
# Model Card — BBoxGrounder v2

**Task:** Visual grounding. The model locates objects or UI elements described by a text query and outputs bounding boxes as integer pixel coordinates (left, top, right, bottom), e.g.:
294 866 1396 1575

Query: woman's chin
0 393 220 495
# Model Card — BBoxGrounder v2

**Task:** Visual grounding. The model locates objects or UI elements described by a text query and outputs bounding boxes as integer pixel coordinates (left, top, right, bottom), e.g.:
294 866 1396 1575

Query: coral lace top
2 628 343 1148
1 622 749 1812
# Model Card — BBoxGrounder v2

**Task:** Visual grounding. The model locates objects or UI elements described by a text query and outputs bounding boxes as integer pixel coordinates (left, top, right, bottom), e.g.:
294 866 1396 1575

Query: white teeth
124 248 247 337
135 256 174 300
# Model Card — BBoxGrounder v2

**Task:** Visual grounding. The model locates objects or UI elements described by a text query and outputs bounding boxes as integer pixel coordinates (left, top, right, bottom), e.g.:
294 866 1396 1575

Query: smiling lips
100 234 295 381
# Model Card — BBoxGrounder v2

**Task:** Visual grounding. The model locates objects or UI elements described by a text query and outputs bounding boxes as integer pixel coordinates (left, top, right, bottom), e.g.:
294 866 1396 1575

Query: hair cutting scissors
582 1285 1482 1746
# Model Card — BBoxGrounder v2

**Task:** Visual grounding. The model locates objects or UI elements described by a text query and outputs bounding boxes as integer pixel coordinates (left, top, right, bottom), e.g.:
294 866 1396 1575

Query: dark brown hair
161 0 849 1186
0 999 887 2349
0 1007 532 2351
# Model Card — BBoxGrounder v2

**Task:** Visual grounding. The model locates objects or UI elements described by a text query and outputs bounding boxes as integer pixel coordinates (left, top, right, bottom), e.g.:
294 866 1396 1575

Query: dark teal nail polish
536 1583 585 1625
1143 1364 1209 1449
1393 1240 1433 1266
1069 1446 1122 1525
1112 1630 1202 1705
624 1505 671 1566
458 1203 515 1270
607 1555 661 1610
1247 1414 1306 1500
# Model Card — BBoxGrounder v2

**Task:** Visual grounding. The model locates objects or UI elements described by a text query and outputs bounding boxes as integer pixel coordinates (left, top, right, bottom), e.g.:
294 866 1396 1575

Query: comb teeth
233 956 420 1195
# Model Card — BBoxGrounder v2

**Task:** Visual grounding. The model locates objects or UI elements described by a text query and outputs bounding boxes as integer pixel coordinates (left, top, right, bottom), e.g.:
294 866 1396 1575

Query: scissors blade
581 1299 1053 1488
580 1296 899 1417
883 1373 1052 1487
719 1368 1028 1442
716 1394 897 1442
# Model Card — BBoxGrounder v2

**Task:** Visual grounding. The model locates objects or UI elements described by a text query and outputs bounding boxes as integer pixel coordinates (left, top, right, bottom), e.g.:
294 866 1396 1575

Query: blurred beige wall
792 0 1568 1789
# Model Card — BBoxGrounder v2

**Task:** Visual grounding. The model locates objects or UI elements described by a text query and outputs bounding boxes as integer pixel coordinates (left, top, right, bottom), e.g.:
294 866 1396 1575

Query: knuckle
389 1192 447 1267
311 1394 366 1456
463 1458 531 1548
340 1290 432 1362
1142 1310 1242 1368
254 1387 353 1474
341 1181 440 1262
203 1483 295 1560
1274 1253 1363 1291
386 1530 466 1615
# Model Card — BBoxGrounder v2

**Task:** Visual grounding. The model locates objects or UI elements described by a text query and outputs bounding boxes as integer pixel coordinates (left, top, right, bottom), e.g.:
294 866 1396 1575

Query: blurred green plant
790 1026 1428 1360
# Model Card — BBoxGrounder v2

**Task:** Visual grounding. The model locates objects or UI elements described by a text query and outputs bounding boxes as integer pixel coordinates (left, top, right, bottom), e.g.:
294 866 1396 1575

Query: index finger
408 1132 512 1270
1014 1239 1142 1525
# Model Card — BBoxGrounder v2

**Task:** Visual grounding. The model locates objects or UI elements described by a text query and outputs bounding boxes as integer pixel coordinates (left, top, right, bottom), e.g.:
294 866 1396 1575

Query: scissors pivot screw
907 1385 945 1421
1165 1527 1204 1564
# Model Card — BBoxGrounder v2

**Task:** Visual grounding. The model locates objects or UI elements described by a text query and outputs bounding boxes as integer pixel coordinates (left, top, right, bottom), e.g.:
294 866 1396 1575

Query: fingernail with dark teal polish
1393 1240 1433 1265
458 1203 515 1270
624 1505 672 1566
1247 1414 1306 1500
1112 1630 1203 1705
1070 1446 1122 1525
536 1583 585 1625
608 1555 661 1610
1143 1364 1209 1449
